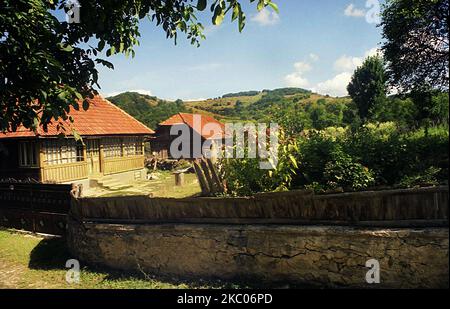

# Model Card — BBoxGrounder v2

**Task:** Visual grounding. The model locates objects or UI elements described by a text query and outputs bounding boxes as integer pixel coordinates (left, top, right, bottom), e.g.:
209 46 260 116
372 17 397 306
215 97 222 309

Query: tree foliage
380 0 449 92
107 92 187 129
0 0 278 133
347 55 387 122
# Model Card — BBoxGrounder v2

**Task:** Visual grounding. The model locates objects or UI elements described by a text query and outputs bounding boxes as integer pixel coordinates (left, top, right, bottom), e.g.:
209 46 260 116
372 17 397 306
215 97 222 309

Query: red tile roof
159 113 225 139
0 95 154 139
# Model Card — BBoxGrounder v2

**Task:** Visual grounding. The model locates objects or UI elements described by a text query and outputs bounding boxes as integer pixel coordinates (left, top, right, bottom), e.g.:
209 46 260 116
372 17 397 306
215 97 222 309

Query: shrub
342 124 408 184
219 132 298 196
218 122 448 196
399 167 442 188
324 150 375 191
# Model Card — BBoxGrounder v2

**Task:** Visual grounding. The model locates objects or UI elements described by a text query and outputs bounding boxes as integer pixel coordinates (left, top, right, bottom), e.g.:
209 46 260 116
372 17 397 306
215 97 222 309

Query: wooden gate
0 182 72 235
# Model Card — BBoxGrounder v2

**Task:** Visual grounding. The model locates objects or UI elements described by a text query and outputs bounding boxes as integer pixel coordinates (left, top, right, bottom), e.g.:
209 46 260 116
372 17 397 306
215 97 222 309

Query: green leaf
212 5 225 25
57 91 67 100
82 100 90 111
97 40 105 51
57 43 74 52
197 0 207 11
74 91 83 100
72 129 82 142
232 3 240 21
106 46 115 57
267 2 279 13
289 154 298 169
257 0 265 11
238 10 246 32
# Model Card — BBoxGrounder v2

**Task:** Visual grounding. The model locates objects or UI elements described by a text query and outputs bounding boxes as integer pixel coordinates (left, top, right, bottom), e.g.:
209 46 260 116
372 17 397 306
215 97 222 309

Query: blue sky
93 0 384 100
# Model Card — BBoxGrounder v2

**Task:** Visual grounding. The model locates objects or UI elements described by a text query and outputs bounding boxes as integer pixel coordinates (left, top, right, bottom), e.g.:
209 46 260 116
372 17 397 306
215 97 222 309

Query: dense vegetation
107 92 187 129
109 78 448 196
216 85 448 195
220 122 449 196
222 91 260 98
215 0 450 196
215 71 448 195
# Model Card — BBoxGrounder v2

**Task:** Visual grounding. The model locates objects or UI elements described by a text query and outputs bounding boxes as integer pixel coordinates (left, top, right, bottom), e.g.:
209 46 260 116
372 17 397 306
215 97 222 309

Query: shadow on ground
28 237 70 270
27 236 314 288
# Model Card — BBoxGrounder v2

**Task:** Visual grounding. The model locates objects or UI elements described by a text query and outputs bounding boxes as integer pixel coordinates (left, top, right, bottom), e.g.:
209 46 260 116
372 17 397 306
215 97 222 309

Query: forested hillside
107 87 448 135
107 92 187 129
108 87 352 128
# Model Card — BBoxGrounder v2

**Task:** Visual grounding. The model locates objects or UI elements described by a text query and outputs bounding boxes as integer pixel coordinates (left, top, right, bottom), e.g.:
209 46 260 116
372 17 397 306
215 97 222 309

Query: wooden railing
0 182 72 235
71 186 449 228
103 155 144 175
41 162 88 183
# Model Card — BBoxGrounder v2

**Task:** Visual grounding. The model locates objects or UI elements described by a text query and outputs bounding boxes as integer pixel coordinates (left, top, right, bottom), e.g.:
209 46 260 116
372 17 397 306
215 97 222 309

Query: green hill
107 92 187 129
107 88 355 131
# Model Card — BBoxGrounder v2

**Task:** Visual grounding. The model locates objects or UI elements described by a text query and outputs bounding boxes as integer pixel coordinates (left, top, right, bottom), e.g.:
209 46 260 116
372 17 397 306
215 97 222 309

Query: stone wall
67 219 448 288
67 186 449 288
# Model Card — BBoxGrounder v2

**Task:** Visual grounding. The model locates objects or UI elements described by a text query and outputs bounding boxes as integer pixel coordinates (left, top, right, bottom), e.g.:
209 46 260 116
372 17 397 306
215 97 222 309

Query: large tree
347 55 387 122
380 0 449 92
0 0 278 133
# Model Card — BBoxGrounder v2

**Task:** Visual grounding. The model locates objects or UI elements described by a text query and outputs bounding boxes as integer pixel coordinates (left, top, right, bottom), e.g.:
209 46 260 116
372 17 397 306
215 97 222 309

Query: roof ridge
178 112 189 126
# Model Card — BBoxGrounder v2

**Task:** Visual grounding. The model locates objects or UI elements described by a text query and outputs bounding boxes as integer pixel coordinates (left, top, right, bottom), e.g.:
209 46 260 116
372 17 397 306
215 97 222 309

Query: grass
88 171 201 198
0 228 248 289
144 171 201 198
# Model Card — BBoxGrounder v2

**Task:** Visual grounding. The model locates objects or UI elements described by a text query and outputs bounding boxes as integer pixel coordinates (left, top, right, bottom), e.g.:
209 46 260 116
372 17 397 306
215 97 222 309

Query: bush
324 150 375 191
218 122 448 196
342 123 408 184
399 167 442 188
219 132 298 196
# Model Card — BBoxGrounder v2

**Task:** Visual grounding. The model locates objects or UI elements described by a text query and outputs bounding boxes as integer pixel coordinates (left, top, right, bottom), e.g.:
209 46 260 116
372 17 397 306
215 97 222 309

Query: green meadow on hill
107 87 353 128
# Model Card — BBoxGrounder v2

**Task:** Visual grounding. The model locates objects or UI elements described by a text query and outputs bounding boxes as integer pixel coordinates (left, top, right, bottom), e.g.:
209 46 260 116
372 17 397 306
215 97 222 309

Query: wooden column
38 140 45 182
99 138 105 175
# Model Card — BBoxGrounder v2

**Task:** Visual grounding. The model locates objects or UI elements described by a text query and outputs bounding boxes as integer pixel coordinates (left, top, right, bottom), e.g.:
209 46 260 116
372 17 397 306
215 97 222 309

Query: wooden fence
0 182 73 235
71 186 449 228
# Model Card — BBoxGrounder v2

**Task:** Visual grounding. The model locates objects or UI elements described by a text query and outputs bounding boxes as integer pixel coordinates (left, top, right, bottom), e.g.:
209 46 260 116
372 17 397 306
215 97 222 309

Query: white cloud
293 61 312 74
284 48 381 97
364 47 381 58
344 4 366 17
251 8 280 26
334 55 363 72
309 53 320 62
334 48 382 72
284 59 313 88
312 47 381 97
285 72 310 88
314 72 353 97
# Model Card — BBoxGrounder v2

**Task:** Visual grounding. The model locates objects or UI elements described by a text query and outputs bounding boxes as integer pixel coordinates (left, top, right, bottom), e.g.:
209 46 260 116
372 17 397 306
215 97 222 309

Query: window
19 141 38 167
104 138 122 158
135 140 143 155
103 137 143 158
43 139 84 165
123 137 143 156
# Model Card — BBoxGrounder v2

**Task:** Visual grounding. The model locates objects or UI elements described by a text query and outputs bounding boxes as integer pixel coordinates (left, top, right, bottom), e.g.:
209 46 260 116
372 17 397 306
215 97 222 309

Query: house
151 113 226 159
0 95 154 188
